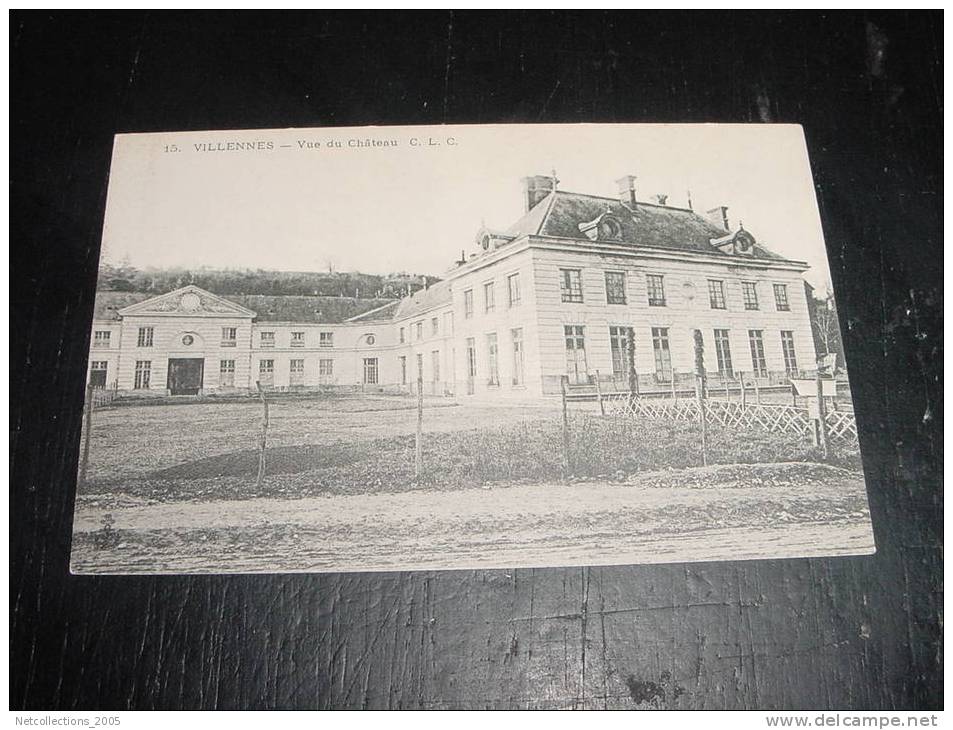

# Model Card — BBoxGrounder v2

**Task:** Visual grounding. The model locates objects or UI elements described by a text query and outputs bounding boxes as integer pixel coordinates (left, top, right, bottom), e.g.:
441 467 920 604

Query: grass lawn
80 395 861 504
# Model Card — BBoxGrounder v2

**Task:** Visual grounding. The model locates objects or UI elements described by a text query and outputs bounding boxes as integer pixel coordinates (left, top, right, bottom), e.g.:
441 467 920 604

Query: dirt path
71 463 875 574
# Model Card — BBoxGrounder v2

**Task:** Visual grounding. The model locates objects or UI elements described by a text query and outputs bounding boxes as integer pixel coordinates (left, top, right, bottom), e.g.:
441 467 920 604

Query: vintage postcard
71 123 874 574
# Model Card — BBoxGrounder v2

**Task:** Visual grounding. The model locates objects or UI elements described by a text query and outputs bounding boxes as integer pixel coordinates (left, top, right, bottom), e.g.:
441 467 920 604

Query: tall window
564 325 588 384
646 275 666 306
713 329 733 375
134 360 151 389
486 333 499 386
415 353 424 382
465 338 477 378
443 311 454 336
291 331 305 348
289 359 305 385
742 282 759 310
431 350 441 384
221 327 237 347
90 361 108 388
511 328 524 386
609 326 633 379
708 280 726 309
605 271 627 305
415 321 423 341
431 317 439 336
319 331 334 348
559 269 584 303
93 330 111 348
748 330 767 377
651 327 672 380
260 331 275 348
219 360 235 387
507 273 522 307
398 356 407 385
463 289 474 318
484 281 496 312
137 327 154 347
258 359 274 386
319 358 334 384
363 358 379 385
774 283 790 311
780 331 798 374
399 327 405 344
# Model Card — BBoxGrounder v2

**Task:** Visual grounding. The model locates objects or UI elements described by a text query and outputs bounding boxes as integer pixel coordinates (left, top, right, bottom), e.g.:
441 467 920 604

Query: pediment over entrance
117 285 257 318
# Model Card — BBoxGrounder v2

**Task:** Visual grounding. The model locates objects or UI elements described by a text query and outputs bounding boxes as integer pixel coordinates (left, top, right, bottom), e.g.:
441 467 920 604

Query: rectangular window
90 361 108 388
651 327 672 380
646 275 666 306
431 350 440 383
465 338 477 378
363 357 379 385
219 360 235 387
748 330 767 377
559 269 584 303
484 281 495 312
774 283 790 311
137 327 154 348
134 360 151 389
507 273 522 307
431 317 439 336
93 330 111 348
289 358 305 386
399 327 405 344
742 282 759 311
781 330 798 374
564 325 588 384
486 333 499 386
511 328 524 386
258 359 274 386
398 356 407 385
609 326 634 379
319 358 334 384
319 331 333 348
415 321 423 340
260 331 275 348
605 271 627 305
463 289 474 319
291 331 305 348
713 329 733 375
708 280 726 309
221 327 237 347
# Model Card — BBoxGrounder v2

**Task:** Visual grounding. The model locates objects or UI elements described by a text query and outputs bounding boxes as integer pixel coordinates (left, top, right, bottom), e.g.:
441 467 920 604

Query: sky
102 124 833 289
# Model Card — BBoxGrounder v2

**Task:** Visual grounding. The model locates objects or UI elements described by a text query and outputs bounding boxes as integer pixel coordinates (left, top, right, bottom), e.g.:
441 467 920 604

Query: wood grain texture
11 11 941 709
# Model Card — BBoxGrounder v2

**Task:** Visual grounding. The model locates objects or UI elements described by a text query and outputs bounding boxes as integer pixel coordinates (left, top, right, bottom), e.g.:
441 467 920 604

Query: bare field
72 395 872 574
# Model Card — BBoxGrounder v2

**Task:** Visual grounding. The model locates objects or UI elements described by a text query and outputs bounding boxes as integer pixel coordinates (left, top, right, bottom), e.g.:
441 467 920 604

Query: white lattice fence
602 395 857 444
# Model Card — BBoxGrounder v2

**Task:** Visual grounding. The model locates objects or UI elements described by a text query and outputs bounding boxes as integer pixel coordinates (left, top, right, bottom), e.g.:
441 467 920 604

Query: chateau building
87 174 818 399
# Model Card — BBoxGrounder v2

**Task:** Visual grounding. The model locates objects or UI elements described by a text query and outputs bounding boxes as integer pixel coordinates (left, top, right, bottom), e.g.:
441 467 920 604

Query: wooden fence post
255 381 269 488
626 329 638 399
740 372 747 408
415 376 424 478
696 373 708 467
671 368 677 401
79 382 93 489
753 373 761 405
594 369 605 416
560 375 571 476
724 374 730 401
815 370 830 460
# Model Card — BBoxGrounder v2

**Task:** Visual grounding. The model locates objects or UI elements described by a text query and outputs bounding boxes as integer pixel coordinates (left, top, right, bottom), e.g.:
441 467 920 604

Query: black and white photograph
70 123 874 574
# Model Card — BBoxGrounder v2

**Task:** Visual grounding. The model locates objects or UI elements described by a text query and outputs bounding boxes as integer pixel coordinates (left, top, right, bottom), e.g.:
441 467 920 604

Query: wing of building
87 174 817 399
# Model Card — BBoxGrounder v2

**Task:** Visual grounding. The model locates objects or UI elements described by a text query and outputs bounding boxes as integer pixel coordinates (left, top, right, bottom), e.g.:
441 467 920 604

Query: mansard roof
505 190 789 262
93 286 398 324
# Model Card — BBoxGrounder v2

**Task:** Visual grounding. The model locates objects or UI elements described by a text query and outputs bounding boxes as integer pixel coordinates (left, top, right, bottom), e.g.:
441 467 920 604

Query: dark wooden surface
11 11 942 709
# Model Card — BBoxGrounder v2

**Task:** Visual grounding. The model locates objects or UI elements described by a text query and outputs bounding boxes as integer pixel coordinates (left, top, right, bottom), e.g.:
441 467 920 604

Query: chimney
615 175 637 207
521 174 558 212
652 193 669 206
705 206 730 231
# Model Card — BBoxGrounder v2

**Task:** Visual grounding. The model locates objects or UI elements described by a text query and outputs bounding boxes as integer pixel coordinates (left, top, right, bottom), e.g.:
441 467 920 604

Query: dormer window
578 210 623 241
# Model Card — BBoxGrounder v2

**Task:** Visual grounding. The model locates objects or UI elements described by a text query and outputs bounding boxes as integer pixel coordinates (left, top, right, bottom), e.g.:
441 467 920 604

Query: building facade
87 175 818 399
